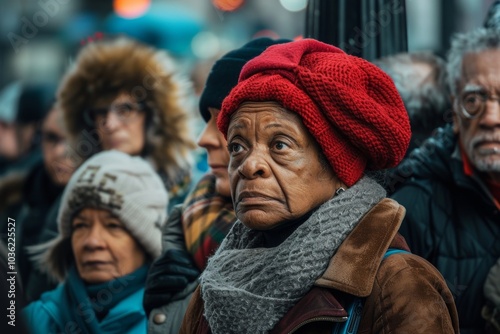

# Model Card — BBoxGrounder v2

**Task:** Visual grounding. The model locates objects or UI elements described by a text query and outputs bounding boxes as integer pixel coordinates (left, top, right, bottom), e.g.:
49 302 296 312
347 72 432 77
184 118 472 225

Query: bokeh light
212 0 245 12
279 0 308 12
252 30 281 40
113 0 151 19
192 31 221 59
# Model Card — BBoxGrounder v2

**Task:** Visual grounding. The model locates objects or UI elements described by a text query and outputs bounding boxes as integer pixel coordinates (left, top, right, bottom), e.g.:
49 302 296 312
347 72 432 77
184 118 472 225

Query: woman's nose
83 225 106 249
103 112 121 131
197 124 219 148
237 148 270 179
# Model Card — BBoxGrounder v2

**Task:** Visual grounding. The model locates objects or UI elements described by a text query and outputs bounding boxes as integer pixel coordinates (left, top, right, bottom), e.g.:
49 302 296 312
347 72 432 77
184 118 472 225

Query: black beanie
16 83 57 124
198 37 291 122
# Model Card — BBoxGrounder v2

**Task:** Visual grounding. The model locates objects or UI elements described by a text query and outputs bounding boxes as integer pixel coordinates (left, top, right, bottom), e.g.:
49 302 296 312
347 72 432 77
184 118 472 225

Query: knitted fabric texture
200 176 386 334
198 37 291 122
36 150 168 280
181 173 236 271
218 38 411 186
59 150 168 256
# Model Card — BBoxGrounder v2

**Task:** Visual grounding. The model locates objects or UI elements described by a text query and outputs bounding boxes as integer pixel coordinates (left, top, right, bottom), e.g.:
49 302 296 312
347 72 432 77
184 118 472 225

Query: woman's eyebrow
103 212 120 219
264 123 284 130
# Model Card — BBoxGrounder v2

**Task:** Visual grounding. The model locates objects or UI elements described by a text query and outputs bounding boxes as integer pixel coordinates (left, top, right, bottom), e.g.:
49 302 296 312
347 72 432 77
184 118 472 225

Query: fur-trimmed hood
57 36 196 194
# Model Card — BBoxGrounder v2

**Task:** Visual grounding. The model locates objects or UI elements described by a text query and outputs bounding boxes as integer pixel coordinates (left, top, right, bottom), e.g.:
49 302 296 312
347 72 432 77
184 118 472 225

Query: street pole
305 0 408 61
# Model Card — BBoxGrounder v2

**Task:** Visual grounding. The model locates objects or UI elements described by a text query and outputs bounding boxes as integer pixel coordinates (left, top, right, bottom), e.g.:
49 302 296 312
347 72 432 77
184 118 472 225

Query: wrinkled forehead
459 50 500 91
228 101 305 134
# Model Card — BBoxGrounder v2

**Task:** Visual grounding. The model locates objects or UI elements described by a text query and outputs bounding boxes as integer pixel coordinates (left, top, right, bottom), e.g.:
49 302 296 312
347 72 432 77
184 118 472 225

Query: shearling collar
315 198 408 297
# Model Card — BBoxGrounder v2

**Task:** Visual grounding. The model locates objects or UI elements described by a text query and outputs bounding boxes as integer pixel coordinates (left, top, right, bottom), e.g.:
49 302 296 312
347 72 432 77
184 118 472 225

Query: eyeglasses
459 90 500 119
85 102 145 127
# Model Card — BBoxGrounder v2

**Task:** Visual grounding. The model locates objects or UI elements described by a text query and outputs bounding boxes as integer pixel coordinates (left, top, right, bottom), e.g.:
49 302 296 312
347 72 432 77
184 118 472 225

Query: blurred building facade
0 0 496 90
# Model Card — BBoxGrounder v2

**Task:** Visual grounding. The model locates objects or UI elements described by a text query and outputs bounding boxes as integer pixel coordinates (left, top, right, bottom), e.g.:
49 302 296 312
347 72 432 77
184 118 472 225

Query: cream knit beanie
35 150 168 281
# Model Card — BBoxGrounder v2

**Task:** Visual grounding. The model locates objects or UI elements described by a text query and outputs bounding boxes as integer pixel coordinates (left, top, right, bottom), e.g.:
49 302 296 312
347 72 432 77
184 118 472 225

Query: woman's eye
115 105 133 117
72 222 87 230
228 143 244 154
107 222 123 229
274 141 288 150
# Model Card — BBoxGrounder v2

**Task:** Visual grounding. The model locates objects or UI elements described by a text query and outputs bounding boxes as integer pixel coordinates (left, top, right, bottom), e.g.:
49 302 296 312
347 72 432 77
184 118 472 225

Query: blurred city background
0 0 496 102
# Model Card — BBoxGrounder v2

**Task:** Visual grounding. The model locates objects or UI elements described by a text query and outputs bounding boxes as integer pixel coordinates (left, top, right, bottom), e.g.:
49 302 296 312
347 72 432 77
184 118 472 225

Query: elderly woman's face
94 93 146 156
227 101 337 230
71 208 146 284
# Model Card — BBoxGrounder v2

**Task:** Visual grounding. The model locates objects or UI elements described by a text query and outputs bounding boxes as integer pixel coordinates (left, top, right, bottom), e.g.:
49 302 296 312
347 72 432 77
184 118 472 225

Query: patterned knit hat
198 37 291 122
36 150 168 280
218 38 411 186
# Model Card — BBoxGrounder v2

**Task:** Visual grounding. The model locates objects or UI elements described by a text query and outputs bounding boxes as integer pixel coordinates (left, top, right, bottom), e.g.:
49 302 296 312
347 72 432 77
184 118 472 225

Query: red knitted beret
217 38 411 187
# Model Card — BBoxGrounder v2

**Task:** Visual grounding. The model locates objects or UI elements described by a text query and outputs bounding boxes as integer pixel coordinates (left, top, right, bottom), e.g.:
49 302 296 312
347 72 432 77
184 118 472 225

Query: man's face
453 49 500 182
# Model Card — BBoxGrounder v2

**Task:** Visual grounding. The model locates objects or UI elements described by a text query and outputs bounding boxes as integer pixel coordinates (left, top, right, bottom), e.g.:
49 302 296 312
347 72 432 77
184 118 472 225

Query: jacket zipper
288 316 348 334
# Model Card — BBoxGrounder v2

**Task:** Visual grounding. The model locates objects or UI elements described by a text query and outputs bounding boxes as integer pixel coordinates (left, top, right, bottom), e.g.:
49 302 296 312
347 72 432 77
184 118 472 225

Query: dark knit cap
198 37 291 122
16 83 56 124
218 39 411 187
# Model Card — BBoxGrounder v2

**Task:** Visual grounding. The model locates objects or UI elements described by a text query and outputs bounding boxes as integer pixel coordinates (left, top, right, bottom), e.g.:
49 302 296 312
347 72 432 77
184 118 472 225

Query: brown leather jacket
179 199 459 333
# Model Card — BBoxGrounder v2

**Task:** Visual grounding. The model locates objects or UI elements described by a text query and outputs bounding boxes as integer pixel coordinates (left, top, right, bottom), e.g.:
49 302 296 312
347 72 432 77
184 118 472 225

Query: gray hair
446 28 500 96
373 52 449 137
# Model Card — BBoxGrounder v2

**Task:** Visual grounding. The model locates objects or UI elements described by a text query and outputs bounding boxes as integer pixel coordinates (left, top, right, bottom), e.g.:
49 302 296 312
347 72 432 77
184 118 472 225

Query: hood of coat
57 37 196 190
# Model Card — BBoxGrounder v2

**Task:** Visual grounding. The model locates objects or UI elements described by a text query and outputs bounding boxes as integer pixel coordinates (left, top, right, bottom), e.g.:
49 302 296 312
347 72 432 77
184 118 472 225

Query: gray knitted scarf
200 176 386 334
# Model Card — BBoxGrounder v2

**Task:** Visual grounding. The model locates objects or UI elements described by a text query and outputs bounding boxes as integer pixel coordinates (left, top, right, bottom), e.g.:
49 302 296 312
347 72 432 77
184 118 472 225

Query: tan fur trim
57 37 196 182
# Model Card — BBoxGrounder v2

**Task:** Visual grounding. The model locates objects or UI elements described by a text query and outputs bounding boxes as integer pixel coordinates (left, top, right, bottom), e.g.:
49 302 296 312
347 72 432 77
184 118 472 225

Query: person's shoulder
31 283 65 306
375 251 452 298
389 125 458 193
379 251 440 275
375 253 453 303
22 287 62 331
370 252 459 332
391 174 454 221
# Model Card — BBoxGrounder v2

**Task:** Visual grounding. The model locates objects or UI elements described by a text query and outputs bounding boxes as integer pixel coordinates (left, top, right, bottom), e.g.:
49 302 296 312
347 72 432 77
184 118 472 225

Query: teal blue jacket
22 283 147 333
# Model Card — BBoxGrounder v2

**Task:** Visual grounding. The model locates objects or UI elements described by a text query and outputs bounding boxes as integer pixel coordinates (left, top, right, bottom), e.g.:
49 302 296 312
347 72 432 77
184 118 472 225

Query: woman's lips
210 165 228 173
82 261 112 267
237 191 277 203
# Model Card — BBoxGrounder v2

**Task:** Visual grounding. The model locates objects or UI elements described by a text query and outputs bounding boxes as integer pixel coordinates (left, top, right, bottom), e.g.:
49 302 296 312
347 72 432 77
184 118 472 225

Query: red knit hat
217 38 411 187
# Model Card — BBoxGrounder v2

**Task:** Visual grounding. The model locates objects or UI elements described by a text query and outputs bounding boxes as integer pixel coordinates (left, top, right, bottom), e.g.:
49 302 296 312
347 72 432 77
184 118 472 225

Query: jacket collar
315 198 408 297
271 198 408 333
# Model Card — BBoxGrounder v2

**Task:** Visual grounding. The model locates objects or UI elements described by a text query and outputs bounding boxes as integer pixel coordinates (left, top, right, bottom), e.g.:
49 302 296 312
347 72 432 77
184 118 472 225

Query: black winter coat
0 160 61 302
390 125 500 334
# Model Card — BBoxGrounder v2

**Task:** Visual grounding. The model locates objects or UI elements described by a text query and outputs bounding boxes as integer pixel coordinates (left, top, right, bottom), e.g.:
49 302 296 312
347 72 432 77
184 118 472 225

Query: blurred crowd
0 1 499 334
